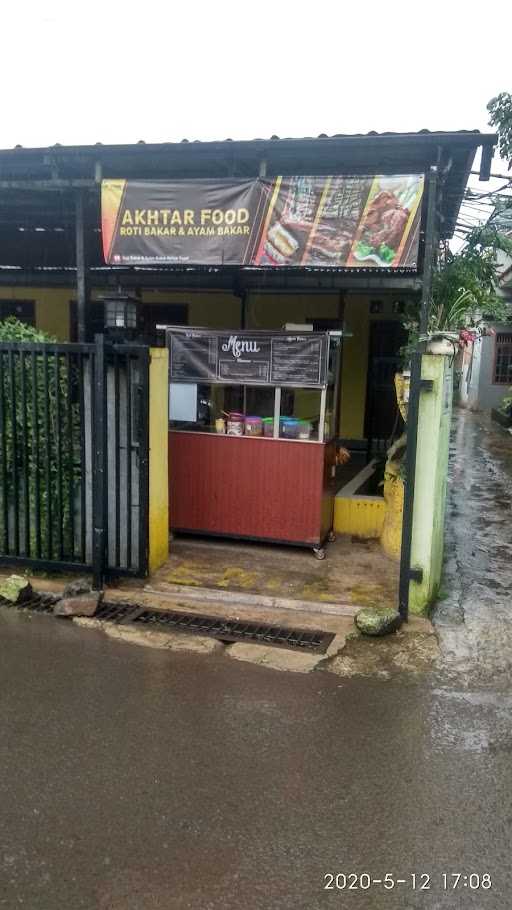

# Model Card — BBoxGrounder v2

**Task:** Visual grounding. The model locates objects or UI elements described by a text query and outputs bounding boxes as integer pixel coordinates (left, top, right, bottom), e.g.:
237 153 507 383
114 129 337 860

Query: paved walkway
435 408 512 685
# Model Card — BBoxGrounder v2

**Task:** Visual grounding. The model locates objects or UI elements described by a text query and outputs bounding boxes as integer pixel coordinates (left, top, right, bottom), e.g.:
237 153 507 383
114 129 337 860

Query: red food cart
166 327 341 558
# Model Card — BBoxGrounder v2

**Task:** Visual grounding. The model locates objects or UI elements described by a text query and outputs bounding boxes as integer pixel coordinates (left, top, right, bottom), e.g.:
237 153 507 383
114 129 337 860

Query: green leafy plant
0 318 55 344
0 318 81 559
499 388 512 416
400 227 512 365
488 92 512 165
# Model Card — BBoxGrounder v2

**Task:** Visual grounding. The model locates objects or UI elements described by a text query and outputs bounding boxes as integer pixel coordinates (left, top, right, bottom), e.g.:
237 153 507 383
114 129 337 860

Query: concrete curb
144 582 360 617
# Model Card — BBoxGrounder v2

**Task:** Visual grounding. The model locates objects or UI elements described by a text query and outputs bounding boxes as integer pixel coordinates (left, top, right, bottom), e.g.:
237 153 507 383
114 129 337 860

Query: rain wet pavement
1 408 512 909
435 409 512 685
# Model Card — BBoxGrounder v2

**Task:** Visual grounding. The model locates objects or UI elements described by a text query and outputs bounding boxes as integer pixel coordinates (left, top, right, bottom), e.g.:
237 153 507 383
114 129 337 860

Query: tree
430 226 512 331
487 92 512 166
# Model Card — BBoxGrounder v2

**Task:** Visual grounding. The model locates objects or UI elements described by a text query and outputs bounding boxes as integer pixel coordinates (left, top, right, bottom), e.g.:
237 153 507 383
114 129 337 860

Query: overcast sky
2 0 509 150
1 0 510 247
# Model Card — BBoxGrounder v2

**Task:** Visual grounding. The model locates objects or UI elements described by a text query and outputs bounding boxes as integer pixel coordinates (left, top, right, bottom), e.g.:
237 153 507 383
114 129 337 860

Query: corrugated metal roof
0 129 497 253
6 128 496 152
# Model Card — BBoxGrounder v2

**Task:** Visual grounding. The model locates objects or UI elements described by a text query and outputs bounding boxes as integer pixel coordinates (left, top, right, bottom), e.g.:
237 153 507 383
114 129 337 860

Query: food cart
165 326 341 558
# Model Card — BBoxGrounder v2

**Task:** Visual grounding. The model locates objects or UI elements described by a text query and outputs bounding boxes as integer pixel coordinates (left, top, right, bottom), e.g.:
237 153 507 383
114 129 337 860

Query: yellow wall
334 495 385 538
140 289 241 328
141 289 343 332
148 348 170 572
339 296 370 440
247 292 339 329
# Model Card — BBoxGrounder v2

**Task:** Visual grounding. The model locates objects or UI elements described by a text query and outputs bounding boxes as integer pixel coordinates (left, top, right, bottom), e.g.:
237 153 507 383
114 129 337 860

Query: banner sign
102 175 424 269
168 329 329 387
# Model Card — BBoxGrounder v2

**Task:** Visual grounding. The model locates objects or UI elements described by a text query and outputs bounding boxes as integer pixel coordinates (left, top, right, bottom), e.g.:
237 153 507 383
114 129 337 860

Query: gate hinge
409 566 423 583
420 379 434 391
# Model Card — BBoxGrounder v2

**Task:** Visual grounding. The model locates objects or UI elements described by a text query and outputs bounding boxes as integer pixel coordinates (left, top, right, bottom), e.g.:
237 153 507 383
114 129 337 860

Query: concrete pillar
409 354 453 613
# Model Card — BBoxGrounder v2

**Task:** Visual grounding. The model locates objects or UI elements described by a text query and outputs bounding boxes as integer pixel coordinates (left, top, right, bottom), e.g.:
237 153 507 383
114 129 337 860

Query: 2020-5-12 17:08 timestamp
323 872 492 891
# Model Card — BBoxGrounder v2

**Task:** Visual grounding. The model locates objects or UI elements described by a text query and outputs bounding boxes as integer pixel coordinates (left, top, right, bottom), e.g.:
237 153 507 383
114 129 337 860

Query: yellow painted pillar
148 348 169 573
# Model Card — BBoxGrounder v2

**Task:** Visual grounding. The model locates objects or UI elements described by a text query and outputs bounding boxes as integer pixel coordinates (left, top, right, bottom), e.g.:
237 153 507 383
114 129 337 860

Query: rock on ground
61 578 92 598
54 592 101 618
355 607 402 636
0 575 32 604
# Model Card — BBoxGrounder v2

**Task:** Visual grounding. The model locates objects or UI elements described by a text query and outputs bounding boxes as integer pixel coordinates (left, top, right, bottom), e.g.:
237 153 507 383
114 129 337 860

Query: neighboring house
459 208 512 412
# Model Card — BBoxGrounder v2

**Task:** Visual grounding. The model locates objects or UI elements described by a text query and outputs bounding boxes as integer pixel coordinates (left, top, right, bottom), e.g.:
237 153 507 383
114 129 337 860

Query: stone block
54 592 101 617
355 607 402 636
0 575 32 604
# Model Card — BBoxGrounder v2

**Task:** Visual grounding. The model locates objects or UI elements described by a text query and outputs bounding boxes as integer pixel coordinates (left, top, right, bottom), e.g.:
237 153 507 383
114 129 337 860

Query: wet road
436 410 512 684
1 409 512 910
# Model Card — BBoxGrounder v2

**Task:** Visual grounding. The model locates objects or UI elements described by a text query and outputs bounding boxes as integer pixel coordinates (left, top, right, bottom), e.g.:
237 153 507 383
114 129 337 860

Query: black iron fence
0 337 149 584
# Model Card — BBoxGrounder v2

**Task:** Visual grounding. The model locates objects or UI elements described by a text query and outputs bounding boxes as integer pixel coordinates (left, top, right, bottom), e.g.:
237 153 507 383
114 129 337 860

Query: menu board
218 334 271 382
168 330 328 387
270 337 324 385
170 332 217 381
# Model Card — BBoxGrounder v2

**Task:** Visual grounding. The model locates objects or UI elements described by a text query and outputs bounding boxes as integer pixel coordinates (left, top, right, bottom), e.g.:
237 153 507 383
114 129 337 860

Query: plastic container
262 417 274 437
244 416 263 437
226 412 244 436
297 420 312 440
215 418 226 434
280 417 299 439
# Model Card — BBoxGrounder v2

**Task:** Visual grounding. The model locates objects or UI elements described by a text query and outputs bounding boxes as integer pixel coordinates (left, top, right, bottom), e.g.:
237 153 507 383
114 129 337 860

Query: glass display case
167 328 341 444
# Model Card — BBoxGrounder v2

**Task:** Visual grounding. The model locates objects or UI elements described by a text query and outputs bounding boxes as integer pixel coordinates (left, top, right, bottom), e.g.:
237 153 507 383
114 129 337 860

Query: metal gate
0 337 149 585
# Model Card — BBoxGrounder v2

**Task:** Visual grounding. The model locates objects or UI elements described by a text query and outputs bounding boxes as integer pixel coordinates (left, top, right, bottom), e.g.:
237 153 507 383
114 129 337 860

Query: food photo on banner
101 175 424 269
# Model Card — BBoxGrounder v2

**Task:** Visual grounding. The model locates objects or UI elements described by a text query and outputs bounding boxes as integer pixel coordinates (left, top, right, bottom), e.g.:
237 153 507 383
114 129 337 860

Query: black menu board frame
166 327 330 388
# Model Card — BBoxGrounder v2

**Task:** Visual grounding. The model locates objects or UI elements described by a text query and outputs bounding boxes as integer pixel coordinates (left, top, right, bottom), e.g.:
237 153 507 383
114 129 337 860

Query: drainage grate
1 592 335 654
130 608 335 654
0 593 59 614
94 601 140 624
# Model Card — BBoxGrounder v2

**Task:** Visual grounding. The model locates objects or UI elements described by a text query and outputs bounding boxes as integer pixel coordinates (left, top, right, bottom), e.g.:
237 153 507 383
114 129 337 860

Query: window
0 300 35 325
142 303 188 345
494 333 512 384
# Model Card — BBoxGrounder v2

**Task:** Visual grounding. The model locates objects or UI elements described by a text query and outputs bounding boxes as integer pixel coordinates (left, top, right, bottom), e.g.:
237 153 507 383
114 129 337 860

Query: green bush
0 317 56 344
499 389 512 416
0 318 81 559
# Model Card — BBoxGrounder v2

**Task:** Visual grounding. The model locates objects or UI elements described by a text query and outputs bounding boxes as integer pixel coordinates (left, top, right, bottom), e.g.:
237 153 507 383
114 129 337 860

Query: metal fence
0 337 149 584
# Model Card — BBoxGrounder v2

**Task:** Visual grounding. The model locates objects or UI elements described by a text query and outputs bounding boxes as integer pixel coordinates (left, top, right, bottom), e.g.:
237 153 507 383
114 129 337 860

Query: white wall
477 326 512 411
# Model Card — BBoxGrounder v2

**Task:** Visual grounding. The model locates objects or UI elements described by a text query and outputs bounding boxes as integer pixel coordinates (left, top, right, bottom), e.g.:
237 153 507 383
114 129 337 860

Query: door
364 320 407 446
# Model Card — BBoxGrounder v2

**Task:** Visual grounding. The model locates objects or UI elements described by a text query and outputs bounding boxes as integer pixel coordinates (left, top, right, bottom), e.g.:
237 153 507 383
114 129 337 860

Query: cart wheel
313 547 326 560
327 531 336 543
